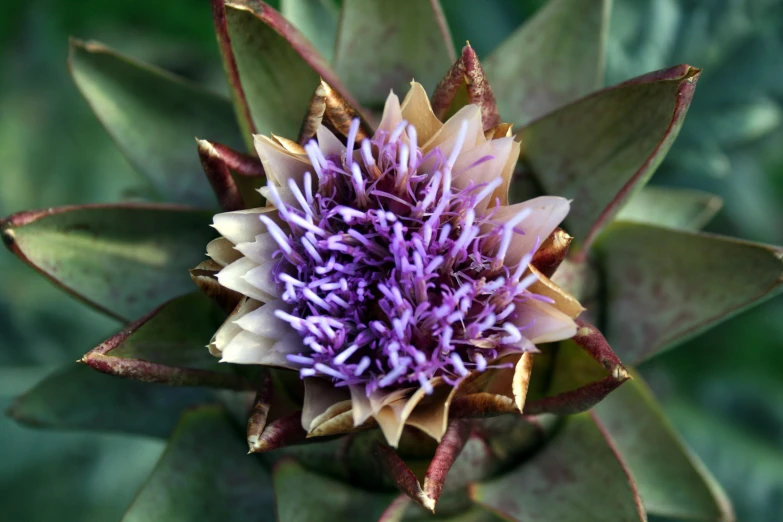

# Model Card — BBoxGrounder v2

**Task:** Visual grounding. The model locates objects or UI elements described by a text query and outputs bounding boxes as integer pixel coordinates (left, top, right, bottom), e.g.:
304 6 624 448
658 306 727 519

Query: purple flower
208 83 582 446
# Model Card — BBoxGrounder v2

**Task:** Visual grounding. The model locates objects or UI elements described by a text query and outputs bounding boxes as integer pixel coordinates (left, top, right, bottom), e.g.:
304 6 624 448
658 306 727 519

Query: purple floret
262 119 545 396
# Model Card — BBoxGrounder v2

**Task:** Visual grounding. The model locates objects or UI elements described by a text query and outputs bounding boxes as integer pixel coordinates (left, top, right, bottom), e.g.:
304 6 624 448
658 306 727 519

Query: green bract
3 0 781 520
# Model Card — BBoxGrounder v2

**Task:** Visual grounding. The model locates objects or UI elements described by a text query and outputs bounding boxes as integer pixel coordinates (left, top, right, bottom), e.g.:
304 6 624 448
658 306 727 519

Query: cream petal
271 133 306 154
452 137 515 213
220 330 276 364
234 298 291 340
206 237 242 267
302 378 352 432
512 353 534 412
406 384 458 442
401 81 443 143
422 104 484 155
483 196 570 266
217 257 276 303
213 208 276 245
243 260 282 298
374 400 408 448
258 184 298 209
234 233 278 265
527 264 585 319
254 134 311 187
516 297 578 344
375 91 403 136
209 297 261 356
492 140 521 206
349 385 374 427
316 124 346 158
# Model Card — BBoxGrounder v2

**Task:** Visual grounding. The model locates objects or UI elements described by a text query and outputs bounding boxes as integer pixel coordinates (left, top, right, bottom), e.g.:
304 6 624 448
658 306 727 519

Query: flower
208 83 582 446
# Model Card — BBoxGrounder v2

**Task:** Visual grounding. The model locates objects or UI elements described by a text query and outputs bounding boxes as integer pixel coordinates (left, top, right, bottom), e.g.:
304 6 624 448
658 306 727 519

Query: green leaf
595 222 783 364
594 372 734 521
280 0 339 63
8 363 215 438
520 65 700 251
471 414 645 521
273 459 395 521
68 39 244 207
616 186 723 231
1 204 216 322
334 0 456 108
81 293 251 390
485 0 610 126
215 0 358 142
123 406 274 522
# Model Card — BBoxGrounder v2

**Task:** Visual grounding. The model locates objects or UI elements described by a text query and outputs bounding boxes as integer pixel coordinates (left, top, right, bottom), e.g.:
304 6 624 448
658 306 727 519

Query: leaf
68 39 244 207
280 0 339 63
214 0 358 142
273 459 395 521
334 0 456 108
471 413 646 521
484 0 610 126
616 186 723 231
520 65 700 252
595 222 783 364
81 293 251 390
593 371 734 521
8 363 215 438
1 204 216 322
122 406 275 522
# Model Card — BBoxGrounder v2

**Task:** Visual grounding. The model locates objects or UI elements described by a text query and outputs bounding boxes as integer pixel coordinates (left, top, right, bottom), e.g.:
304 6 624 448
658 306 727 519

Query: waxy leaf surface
273 459 395 521
616 186 723 231
218 0 355 140
123 406 274 522
8 363 215 438
596 222 783 363
485 0 609 126
520 65 700 251
594 372 734 521
1 204 216 322
471 414 645 521
69 40 243 207
334 0 455 108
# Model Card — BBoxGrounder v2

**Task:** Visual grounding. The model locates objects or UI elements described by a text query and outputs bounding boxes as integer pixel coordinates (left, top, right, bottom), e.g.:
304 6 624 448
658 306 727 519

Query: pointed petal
243 259 282 298
431 44 500 131
401 81 443 144
616 186 723 231
492 139 520 207
220 330 276 364
471 414 646 521
516 298 577 344
512 352 534 412
595 223 783 363
482 196 570 267
376 92 404 135
211 297 261 355
406 384 458 442
316 124 346 157
234 298 290 339
452 137 514 196
375 400 408 447
594 372 735 521
520 65 700 252
485 0 610 126
1 204 216 322
531 228 572 278
350 385 375 427
214 0 360 142
421 104 484 164
212 207 277 245
234 232 277 264
334 0 455 107
190 259 243 314
69 39 244 207
254 134 311 187
217 257 275 302
528 265 585 319
207 237 242 267
302 377 353 432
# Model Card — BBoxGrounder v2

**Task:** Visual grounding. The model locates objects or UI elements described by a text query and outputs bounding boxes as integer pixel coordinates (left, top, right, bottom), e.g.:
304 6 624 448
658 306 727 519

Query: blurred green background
1 0 781 520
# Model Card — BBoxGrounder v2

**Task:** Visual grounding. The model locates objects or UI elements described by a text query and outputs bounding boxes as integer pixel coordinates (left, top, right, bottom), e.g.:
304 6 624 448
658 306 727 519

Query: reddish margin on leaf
1 203 209 323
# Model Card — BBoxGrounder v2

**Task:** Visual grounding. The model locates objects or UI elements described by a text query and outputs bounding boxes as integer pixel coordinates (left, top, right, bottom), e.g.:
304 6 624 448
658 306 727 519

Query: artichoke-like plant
3 0 782 520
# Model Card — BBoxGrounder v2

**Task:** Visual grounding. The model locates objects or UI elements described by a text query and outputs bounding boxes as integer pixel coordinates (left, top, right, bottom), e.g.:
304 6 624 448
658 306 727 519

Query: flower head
208 83 580 446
